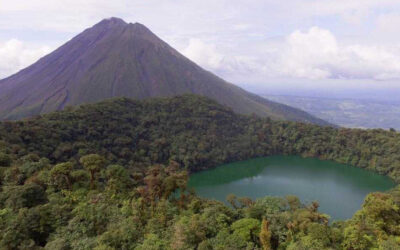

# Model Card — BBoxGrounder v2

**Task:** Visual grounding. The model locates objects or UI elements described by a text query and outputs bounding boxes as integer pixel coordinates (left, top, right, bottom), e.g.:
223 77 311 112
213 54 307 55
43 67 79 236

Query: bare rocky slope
0 17 329 125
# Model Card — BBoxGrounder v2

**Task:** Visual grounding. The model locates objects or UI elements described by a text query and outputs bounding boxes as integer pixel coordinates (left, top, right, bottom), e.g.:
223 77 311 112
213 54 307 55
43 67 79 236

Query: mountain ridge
0 17 330 126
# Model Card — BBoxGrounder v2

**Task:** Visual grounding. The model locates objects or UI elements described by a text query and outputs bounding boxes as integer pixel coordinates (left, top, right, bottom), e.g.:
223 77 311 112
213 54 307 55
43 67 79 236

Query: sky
1 0 400 99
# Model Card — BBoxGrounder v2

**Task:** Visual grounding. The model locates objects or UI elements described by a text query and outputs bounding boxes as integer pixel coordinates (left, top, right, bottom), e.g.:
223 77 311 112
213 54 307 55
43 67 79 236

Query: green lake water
188 156 396 220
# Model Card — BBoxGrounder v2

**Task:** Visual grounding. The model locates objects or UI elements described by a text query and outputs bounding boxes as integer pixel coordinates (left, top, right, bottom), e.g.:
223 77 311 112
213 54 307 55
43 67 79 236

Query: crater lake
188 156 396 220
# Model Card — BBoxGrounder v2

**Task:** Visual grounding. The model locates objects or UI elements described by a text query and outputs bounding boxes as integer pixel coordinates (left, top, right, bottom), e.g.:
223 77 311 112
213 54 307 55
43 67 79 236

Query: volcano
0 17 329 125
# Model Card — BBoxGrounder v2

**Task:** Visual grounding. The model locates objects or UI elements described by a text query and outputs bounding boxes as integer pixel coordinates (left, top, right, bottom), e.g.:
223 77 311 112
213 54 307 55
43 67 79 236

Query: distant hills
0 17 328 125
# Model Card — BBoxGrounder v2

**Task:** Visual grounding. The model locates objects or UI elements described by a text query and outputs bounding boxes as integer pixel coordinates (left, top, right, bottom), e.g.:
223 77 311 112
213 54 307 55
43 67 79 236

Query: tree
342 192 400 249
226 194 238 209
286 195 301 211
231 218 261 243
50 162 73 190
260 218 272 250
105 165 131 194
238 197 254 208
79 154 106 189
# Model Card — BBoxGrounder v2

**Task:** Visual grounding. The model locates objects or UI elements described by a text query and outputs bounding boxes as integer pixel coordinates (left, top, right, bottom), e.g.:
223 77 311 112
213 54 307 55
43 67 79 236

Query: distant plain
264 95 400 130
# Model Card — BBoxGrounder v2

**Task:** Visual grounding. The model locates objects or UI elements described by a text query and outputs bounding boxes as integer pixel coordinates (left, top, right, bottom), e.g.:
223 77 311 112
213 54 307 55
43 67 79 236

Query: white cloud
375 13 400 42
276 27 400 80
182 39 224 70
182 38 263 79
0 39 52 79
183 27 400 81
277 27 338 79
232 24 250 31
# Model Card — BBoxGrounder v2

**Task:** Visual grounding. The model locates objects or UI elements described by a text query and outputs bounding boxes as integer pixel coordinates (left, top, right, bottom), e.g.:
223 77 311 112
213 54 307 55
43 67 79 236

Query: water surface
189 156 396 220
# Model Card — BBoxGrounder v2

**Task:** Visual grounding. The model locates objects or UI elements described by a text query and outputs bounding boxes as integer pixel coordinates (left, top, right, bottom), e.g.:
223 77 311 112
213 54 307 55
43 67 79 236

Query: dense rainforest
0 95 400 249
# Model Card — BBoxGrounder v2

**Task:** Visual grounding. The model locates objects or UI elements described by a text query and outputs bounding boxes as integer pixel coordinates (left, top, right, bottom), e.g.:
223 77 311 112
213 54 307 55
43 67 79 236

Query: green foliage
260 218 272 250
342 192 400 249
1 184 47 210
231 218 261 244
1 95 399 182
136 233 167 250
0 152 11 167
80 154 106 189
0 95 399 249
50 162 73 190
105 165 132 194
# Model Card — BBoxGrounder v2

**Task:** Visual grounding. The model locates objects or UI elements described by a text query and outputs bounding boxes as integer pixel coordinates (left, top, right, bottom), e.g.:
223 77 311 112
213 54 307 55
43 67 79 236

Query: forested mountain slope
0 94 399 178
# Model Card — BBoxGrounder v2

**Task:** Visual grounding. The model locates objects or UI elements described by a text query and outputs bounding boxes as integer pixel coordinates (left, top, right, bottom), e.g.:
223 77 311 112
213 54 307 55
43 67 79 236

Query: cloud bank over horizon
1 0 400 89
183 27 400 83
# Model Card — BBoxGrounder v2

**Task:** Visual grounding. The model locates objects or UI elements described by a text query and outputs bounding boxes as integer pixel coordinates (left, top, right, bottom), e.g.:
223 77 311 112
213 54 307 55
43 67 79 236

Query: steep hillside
0 94 398 180
0 17 329 125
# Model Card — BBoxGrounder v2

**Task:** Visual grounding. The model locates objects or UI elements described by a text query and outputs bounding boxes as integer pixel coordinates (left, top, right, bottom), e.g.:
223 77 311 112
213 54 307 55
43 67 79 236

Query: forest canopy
1 95 400 249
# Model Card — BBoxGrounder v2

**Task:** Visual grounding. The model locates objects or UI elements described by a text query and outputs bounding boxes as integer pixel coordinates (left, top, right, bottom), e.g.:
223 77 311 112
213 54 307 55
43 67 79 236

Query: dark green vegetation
189 156 396 220
0 18 327 126
0 95 400 249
